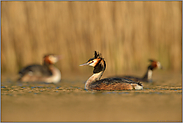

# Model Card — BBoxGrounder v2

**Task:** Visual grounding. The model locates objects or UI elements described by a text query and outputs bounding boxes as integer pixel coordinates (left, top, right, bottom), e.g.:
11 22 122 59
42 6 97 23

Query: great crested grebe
80 51 143 90
18 54 61 83
116 59 163 83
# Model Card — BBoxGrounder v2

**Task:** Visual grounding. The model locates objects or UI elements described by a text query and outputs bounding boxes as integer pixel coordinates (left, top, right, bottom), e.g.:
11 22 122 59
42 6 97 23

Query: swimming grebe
18 54 61 83
117 59 163 83
80 51 143 90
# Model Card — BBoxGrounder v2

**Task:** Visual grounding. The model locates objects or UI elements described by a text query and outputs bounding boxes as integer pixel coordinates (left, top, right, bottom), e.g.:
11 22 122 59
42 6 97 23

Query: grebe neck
43 61 51 66
44 65 61 83
85 59 106 89
142 65 154 82
85 71 104 89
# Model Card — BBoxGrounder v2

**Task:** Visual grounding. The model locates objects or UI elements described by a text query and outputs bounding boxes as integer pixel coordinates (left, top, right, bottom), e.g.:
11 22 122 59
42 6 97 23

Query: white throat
45 66 61 83
147 69 152 80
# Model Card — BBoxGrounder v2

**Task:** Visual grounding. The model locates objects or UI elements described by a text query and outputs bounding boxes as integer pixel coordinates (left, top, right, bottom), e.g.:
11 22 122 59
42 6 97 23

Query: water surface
1 72 182 122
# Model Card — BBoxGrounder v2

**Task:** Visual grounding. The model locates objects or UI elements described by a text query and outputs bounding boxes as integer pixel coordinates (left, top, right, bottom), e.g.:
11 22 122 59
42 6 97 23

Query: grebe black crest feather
149 59 155 62
94 51 102 58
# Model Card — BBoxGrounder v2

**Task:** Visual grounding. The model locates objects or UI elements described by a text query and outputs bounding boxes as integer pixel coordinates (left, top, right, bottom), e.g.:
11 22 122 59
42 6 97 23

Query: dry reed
1 1 182 77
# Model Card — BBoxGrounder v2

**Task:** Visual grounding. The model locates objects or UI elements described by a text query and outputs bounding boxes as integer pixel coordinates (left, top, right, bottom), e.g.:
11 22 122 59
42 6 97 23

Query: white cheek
89 61 98 67
89 63 95 66
53 58 58 63
49 56 58 63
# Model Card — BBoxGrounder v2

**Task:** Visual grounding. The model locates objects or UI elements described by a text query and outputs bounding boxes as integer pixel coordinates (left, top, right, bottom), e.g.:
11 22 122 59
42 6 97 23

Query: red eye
90 61 94 64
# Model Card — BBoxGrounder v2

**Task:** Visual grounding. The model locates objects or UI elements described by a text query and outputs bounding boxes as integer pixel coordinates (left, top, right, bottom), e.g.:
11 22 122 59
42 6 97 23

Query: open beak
79 62 89 66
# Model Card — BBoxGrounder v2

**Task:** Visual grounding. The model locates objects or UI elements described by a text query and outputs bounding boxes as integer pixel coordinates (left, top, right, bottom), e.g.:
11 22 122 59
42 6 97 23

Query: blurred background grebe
1 1 182 122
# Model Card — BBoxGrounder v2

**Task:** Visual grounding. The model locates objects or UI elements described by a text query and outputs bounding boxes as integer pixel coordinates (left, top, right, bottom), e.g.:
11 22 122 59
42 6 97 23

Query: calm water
1 71 182 122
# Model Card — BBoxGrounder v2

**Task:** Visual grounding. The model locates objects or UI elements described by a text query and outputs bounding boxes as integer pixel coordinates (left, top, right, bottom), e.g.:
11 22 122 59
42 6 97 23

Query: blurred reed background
1 1 182 78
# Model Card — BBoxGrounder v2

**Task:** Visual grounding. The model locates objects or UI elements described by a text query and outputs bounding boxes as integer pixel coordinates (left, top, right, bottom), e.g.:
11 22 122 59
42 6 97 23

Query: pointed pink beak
79 62 89 66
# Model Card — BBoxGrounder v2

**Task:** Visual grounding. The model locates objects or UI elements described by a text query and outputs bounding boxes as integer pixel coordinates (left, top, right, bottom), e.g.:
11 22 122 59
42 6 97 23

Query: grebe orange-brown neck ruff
121 59 163 83
80 51 143 90
18 54 61 83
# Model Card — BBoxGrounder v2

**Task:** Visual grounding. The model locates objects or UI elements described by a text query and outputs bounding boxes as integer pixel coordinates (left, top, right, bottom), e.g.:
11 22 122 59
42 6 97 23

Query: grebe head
80 51 107 90
80 51 103 67
44 54 62 65
149 59 163 70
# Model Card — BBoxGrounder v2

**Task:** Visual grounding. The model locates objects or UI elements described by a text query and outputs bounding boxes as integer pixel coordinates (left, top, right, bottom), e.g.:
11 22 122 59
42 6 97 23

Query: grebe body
18 54 61 83
117 60 162 83
86 77 143 91
80 51 143 90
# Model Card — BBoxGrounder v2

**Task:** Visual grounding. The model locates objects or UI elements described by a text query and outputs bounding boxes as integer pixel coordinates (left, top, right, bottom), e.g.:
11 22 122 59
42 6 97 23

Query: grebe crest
80 51 143 90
